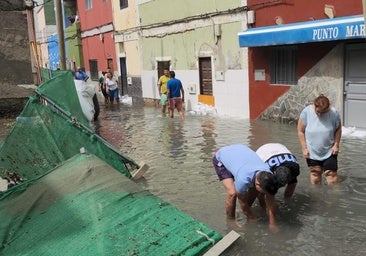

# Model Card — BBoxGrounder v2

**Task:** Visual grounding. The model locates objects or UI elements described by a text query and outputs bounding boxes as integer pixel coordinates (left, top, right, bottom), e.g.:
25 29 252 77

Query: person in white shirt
256 143 300 198
105 71 119 104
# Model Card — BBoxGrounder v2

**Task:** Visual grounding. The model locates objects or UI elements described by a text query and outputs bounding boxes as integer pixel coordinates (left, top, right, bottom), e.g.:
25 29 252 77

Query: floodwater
1 103 366 256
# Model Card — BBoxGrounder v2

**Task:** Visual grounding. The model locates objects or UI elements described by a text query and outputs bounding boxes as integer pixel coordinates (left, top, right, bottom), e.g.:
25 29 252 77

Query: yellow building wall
112 0 138 30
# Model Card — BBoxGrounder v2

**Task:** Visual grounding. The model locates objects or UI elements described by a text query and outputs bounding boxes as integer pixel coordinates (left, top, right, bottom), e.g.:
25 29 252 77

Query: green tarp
0 70 223 255
0 154 222 255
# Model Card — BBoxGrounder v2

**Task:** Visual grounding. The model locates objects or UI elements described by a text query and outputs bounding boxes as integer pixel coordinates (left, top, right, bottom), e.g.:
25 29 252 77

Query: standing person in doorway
297 94 342 185
105 72 120 105
213 144 279 232
256 143 300 198
167 71 185 120
157 68 170 116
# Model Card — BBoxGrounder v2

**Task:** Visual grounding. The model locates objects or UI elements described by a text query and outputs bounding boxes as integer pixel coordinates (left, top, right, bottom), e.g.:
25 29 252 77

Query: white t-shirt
106 77 118 90
256 143 291 162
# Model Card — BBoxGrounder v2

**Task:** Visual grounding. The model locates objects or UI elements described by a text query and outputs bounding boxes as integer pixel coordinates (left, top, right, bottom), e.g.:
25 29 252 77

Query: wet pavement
1 102 366 255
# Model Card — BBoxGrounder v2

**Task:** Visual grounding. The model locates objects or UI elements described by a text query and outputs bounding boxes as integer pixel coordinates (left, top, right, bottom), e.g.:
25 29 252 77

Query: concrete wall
0 11 33 86
138 0 250 118
0 5 35 116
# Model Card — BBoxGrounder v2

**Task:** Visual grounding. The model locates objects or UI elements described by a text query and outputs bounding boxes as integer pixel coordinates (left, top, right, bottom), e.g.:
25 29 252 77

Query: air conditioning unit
247 10 255 25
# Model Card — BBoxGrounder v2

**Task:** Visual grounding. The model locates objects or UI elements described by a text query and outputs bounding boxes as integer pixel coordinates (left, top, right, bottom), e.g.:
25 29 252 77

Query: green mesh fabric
0 154 222 255
0 69 223 255
0 96 137 195
0 69 138 191
37 69 90 127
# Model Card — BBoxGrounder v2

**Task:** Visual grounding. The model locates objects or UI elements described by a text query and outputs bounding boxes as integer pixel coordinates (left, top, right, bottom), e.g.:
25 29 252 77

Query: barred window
85 0 92 10
89 59 99 80
270 46 298 85
120 0 128 9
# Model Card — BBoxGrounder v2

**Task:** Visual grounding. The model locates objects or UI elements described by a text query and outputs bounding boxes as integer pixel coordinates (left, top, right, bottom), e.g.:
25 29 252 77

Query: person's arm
297 118 309 158
332 125 342 155
157 78 162 95
284 182 297 198
265 193 279 232
180 85 185 102
237 190 257 222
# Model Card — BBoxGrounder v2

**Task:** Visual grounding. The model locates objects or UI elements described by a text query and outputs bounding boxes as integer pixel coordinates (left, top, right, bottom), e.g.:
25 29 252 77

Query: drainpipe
24 0 41 84
363 0 366 32
55 0 66 70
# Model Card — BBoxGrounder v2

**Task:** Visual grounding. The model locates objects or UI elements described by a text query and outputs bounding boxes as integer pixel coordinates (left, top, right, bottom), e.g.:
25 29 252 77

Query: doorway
344 43 366 129
119 57 128 96
198 57 214 106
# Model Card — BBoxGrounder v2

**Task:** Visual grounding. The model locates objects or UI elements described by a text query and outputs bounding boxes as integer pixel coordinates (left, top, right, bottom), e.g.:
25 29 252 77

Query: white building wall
142 68 249 119
213 70 249 118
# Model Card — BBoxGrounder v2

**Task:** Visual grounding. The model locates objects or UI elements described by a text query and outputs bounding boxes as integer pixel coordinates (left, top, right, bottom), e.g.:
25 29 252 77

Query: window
107 59 113 71
89 59 98 80
85 0 92 10
120 0 128 9
270 46 298 85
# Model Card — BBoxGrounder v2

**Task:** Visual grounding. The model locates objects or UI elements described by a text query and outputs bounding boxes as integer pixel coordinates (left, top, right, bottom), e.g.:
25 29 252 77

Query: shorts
168 97 183 110
160 93 167 106
280 161 300 184
109 88 120 101
306 154 338 172
212 155 233 181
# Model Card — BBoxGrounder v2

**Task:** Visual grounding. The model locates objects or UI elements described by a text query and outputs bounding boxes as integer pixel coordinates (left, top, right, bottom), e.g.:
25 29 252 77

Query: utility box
188 83 196 94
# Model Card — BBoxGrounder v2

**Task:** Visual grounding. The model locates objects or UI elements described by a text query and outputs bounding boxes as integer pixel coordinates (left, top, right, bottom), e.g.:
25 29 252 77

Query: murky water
1 103 366 256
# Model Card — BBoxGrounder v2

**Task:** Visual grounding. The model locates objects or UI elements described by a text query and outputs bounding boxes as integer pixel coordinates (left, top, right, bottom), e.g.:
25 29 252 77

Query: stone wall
260 45 343 125
0 8 35 116
0 11 33 86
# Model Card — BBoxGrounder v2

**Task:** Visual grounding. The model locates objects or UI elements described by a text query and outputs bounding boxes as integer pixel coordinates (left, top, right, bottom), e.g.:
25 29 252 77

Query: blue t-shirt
75 71 88 81
300 105 341 160
216 144 270 194
167 78 183 98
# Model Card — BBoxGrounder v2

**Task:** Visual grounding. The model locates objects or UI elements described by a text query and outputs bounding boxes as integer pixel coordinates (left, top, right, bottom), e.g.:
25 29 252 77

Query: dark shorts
168 98 183 111
280 161 300 184
109 88 119 101
306 154 338 172
212 155 233 181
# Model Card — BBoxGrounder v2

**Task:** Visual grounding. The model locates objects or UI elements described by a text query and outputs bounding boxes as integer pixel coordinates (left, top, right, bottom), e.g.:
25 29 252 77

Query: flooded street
1 103 366 256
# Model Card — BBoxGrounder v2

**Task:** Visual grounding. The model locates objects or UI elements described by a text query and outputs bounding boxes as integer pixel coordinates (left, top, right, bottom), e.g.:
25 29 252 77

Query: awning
238 15 365 47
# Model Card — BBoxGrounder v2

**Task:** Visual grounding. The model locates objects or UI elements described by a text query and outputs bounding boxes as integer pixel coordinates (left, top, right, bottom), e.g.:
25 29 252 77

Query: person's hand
331 144 339 155
269 223 280 233
302 148 309 158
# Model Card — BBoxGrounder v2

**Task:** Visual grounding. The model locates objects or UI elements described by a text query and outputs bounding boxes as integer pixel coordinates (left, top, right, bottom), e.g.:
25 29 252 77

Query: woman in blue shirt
297 95 342 185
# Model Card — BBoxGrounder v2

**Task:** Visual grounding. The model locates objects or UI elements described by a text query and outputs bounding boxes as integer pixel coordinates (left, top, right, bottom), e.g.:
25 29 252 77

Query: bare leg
169 108 174 118
161 104 166 115
309 166 322 184
178 110 184 120
284 183 297 198
324 170 338 185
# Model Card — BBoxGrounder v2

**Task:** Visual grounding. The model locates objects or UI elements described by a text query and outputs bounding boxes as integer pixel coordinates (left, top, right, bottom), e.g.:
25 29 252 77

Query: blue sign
238 15 365 47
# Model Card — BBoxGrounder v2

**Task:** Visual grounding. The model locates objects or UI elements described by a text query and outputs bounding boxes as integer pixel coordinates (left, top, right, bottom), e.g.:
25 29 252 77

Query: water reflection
1 104 366 256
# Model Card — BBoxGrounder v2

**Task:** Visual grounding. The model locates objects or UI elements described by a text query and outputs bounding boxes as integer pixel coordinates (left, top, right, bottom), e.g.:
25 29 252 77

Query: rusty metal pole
55 0 66 70
25 2 41 84
363 0 366 30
